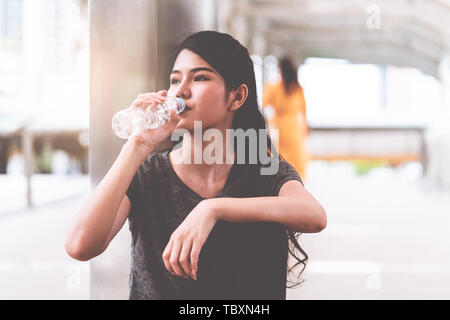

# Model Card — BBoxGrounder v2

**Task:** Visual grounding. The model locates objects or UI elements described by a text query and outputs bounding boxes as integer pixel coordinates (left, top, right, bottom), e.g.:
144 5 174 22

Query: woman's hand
126 90 181 153
162 199 218 280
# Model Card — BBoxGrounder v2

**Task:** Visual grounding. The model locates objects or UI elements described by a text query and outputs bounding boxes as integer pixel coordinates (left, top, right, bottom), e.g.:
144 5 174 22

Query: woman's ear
229 84 248 111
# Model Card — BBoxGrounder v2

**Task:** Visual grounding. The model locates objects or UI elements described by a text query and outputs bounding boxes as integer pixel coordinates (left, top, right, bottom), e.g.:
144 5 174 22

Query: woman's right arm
65 139 153 261
65 89 180 261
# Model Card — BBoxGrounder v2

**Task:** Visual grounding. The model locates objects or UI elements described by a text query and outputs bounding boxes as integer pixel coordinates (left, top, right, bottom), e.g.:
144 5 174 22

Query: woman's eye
170 76 208 85
194 76 208 81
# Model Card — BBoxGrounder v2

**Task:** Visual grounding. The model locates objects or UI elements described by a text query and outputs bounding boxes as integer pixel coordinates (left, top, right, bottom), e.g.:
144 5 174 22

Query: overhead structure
219 0 450 79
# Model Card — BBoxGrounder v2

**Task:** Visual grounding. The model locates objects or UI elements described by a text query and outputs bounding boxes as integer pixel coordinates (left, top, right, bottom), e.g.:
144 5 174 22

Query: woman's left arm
162 180 326 280
211 180 327 233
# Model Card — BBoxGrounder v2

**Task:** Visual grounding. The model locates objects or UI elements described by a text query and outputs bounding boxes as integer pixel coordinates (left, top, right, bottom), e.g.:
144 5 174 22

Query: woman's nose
175 81 191 100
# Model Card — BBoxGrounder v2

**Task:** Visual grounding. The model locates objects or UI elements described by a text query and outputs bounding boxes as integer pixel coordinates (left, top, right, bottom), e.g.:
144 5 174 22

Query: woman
65 31 326 300
263 57 310 181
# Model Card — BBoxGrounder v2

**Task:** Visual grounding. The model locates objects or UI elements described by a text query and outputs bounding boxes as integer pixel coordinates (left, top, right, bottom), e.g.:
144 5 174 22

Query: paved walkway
1 161 450 299
0 175 90 299
287 162 450 299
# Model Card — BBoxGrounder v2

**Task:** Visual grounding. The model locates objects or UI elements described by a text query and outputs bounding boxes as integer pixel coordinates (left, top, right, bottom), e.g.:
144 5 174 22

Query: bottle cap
175 97 185 113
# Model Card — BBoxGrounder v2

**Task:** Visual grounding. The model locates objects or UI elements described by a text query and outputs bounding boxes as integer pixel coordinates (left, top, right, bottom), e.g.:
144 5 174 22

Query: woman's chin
175 119 194 131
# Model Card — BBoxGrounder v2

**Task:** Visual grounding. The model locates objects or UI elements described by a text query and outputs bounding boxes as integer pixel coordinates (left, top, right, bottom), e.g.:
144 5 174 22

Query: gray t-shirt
126 146 303 300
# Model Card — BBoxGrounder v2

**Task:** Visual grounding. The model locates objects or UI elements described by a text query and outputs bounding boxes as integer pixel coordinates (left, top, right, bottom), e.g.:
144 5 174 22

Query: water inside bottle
112 107 146 139
146 102 171 129
112 96 184 139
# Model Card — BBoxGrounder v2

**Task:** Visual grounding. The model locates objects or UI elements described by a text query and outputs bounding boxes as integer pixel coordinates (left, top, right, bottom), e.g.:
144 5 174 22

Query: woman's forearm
65 140 152 260
209 197 327 233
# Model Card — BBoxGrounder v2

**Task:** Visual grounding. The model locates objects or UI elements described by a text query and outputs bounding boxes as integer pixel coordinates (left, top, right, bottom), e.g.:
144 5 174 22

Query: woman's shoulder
139 148 171 174
257 157 303 195
258 156 298 175
129 148 172 195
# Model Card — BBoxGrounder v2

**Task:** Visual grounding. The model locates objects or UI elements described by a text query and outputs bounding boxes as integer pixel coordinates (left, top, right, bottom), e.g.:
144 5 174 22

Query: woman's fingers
179 240 193 279
190 240 201 280
162 236 198 280
168 240 188 279
133 92 166 109
165 109 181 128
162 240 175 275
160 202 215 281
137 92 165 100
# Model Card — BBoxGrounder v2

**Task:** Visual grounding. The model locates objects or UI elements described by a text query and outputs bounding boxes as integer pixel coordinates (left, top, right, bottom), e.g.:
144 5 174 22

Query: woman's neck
171 127 235 183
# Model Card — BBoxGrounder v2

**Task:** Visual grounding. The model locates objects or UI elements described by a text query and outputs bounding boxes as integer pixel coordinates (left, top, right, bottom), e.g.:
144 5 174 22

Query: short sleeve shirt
126 147 303 300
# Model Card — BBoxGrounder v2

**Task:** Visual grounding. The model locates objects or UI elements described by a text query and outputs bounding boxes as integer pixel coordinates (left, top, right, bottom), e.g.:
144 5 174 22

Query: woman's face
168 49 234 131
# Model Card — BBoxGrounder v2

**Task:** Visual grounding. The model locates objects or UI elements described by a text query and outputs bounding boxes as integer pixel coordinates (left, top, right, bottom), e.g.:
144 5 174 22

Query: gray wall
89 0 217 299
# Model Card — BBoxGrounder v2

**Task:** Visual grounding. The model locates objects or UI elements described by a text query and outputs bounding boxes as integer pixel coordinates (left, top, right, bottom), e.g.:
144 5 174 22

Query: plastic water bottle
112 96 185 139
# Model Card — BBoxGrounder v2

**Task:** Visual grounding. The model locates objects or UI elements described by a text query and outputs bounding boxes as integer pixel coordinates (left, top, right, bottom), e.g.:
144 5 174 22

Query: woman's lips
180 105 192 115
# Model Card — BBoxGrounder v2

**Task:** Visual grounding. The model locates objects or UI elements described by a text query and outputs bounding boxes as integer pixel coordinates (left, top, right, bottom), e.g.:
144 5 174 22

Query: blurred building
219 0 450 189
0 0 88 179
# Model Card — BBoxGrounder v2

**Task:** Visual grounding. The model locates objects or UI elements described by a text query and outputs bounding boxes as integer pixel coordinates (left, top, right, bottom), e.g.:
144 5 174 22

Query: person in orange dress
263 57 310 181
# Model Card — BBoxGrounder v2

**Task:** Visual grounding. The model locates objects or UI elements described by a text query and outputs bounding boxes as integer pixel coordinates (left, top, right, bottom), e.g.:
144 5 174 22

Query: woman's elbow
315 206 327 232
65 237 104 262
65 241 88 261
65 238 95 261
301 205 327 233
291 206 327 233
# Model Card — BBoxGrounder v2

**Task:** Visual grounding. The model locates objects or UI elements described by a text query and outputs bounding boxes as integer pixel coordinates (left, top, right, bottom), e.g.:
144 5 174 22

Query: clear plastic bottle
112 96 185 139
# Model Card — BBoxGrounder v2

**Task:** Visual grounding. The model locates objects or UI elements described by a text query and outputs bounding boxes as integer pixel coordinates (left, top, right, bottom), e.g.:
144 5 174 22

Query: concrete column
438 55 450 188
22 128 33 208
250 34 267 109
440 56 450 113
89 0 217 299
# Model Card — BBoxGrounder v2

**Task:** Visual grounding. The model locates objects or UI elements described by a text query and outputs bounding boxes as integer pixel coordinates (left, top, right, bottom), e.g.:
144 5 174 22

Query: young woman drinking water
65 31 327 300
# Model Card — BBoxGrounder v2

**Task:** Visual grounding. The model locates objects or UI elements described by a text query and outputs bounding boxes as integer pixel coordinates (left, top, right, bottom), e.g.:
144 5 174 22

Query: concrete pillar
438 55 450 188
89 0 217 299
251 34 267 109
440 56 450 113
427 56 450 188
22 128 33 208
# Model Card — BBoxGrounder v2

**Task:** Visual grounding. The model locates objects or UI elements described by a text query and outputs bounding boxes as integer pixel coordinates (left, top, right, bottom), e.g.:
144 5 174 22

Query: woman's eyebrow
170 67 216 75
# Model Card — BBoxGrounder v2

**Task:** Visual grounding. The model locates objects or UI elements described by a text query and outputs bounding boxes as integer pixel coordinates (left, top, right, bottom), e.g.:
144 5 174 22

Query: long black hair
279 56 300 94
174 31 307 288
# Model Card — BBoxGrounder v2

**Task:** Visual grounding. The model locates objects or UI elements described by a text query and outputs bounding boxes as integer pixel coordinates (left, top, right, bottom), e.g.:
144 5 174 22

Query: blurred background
1 0 450 299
